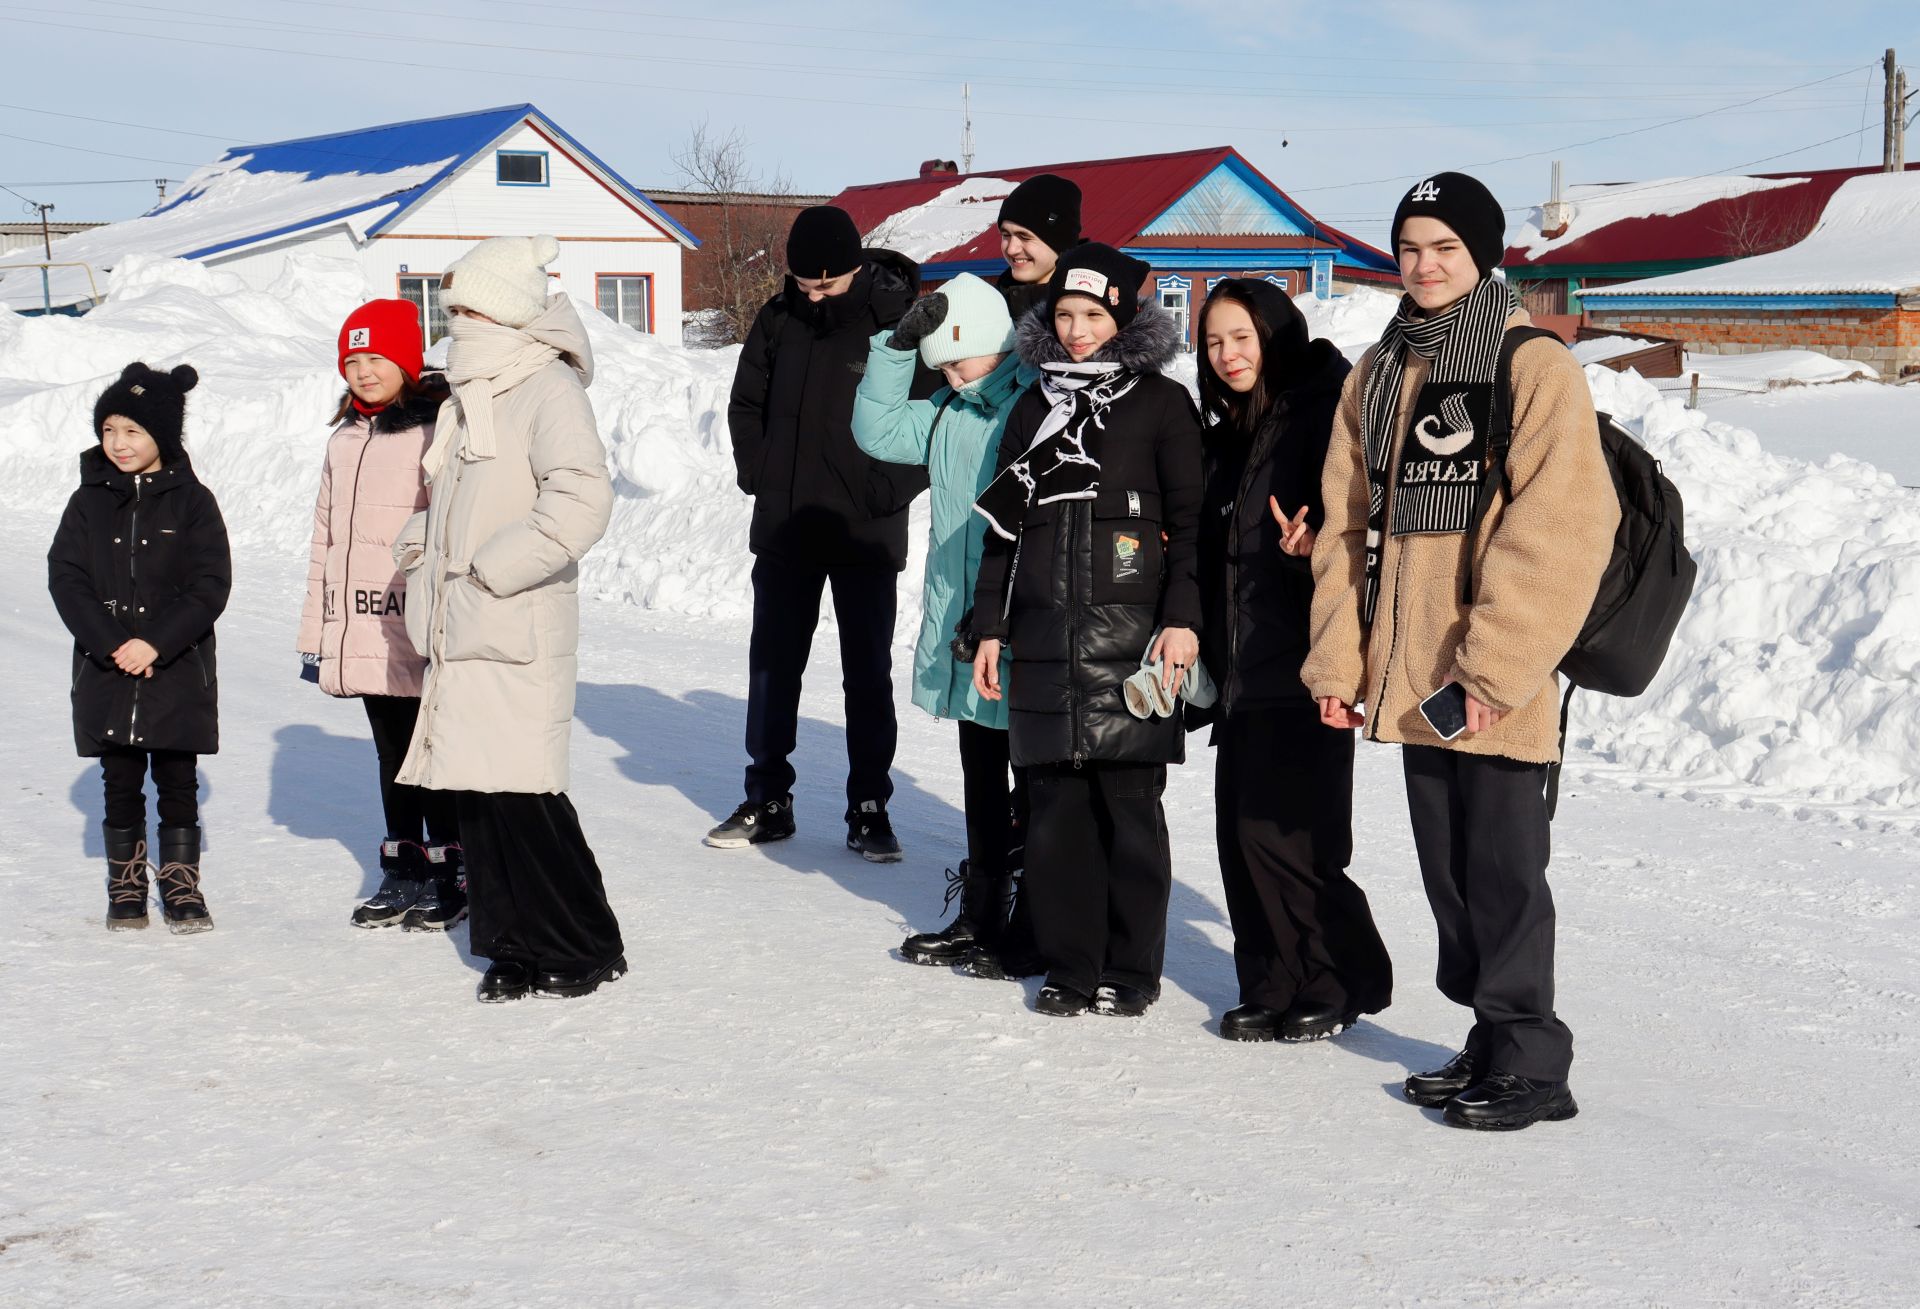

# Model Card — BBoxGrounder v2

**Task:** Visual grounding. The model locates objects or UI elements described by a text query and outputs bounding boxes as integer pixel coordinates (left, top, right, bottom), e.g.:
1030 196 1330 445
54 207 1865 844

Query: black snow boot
103 821 151 931
958 878 1045 979
1092 982 1156 1018
1219 1004 1283 1042
704 796 795 849
1279 1000 1361 1043
402 844 468 932
1442 1073 1579 1131
1034 982 1094 1017
1403 1047 1488 1108
351 839 428 929
532 955 629 1000
477 960 532 1004
846 800 903 863
900 861 1014 966
154 824 213 934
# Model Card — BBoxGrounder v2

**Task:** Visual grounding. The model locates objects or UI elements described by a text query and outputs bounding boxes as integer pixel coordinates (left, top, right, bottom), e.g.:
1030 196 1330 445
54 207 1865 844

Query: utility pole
1885 49 1900 172
155 177 168 204
35 200 53 314
1897 67 1909 171
961 83 975 175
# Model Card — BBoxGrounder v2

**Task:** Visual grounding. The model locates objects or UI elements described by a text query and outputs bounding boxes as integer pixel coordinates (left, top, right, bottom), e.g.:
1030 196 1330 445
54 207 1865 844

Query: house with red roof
827 147 1396 351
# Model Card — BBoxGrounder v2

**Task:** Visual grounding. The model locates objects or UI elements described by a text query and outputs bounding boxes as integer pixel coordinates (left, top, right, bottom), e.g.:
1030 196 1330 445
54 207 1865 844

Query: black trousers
362 695 458 847
1025 761 1171 995
744 555 897 810
1215 705 1392 1015
956 720 1028 877
1402 744 1571 1082
453 790 624 974
99 747 198 830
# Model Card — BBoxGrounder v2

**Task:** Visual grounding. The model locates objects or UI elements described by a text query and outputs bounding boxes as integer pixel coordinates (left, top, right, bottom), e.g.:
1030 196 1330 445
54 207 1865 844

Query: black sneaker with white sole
846 800 902 863
704 797 795 849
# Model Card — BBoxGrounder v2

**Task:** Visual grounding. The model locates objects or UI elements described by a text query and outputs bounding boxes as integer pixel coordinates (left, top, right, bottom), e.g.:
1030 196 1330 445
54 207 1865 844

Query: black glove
949 606 979 664
886 292 948 352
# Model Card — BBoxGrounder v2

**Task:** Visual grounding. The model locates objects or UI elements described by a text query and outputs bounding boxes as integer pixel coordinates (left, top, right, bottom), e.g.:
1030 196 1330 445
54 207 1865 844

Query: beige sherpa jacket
1300 308 1618 764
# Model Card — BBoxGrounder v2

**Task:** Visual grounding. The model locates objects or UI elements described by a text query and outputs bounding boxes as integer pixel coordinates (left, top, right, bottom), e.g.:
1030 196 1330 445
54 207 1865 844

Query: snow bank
1298 286 1399 362
861 176 1017 265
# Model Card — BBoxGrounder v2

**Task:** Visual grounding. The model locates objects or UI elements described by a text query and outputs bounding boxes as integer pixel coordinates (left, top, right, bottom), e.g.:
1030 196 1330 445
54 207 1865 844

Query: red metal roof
1505 163 1920 270
828 146 1389 269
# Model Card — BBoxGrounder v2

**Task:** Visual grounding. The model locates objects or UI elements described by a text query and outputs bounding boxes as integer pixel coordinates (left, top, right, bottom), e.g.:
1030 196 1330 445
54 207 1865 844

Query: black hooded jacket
1192 284 1352 723
48 448 232 756
973 304 1204 768
995 269 1051 323
728 250 934 571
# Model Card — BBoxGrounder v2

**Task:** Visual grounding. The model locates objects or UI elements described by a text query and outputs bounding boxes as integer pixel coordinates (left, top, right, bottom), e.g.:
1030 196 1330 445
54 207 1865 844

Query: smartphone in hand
1419 682 1470 741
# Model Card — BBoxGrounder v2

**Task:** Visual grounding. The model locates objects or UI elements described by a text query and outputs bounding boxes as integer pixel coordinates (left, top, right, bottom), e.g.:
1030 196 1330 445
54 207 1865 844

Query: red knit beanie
338 299 424 381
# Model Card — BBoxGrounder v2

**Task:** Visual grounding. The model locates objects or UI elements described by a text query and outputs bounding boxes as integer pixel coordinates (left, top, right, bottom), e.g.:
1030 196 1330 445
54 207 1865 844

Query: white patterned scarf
974 361 1140 541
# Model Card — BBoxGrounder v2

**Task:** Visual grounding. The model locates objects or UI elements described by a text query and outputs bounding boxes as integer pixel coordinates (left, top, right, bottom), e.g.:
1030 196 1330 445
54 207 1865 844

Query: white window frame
1156 274 1193 352
596 273 653 333
397 274 447 345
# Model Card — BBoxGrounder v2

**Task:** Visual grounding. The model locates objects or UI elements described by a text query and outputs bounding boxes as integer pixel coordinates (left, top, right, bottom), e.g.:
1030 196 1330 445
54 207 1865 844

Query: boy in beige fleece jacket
1302 172 1617 1131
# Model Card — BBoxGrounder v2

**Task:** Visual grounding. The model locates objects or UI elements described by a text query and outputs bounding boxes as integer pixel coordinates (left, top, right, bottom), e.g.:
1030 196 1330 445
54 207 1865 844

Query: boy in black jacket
711 206 931 859
49 362 232 933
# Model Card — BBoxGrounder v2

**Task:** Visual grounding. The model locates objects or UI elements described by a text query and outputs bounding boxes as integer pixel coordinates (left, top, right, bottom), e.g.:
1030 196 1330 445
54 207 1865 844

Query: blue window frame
496 150 549 187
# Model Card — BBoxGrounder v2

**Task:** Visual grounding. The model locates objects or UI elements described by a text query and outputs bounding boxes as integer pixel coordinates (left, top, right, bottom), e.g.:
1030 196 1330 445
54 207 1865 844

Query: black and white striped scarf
1359 276 1515 625
974 361 1141 541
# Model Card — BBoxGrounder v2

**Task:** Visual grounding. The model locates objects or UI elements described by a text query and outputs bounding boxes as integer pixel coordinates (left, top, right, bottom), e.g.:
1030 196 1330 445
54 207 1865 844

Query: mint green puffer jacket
852 333 1029 728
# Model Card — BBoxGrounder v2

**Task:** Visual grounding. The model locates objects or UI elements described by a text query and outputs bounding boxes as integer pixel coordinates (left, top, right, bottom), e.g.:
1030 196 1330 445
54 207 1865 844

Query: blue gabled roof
152 103 697 256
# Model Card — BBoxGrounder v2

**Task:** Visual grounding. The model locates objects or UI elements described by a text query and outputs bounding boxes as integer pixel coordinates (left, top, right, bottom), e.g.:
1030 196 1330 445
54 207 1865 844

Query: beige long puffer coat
394 298 613 794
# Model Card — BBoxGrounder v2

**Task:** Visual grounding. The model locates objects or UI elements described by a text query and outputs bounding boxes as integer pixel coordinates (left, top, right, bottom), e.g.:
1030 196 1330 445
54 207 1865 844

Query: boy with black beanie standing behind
995 173 1082 321
1302 172 1617 1129
712 206 931 859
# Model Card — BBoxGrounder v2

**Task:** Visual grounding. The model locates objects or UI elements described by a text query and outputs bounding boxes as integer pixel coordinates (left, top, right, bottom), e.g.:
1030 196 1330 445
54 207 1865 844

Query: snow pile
1571 335 1661 366
1676 349 1876 387
1507 174 1806 259
1297 285 1398 361
1574 364 1920 821
1587 172 1920 297
0 157 452 312
861 176 1018 264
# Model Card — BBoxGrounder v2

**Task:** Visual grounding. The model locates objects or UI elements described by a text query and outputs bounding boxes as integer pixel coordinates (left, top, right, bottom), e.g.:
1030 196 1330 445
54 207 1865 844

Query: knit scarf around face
973 361 1141 541
423 313 564 479
1357 275 1515 625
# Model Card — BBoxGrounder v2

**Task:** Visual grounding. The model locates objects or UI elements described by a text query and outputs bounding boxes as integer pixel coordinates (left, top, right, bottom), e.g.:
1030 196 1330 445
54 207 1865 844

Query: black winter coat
48 449 232 756
996 269 1050 322
973 305 1204 768
1194 337 1351 724
728 250 934 572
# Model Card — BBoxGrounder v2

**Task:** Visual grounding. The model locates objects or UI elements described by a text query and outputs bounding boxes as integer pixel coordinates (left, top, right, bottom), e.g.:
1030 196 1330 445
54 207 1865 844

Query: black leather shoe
532 955 629 999
1279 1000 1360 1043
1092 983 1155 1018
1034 983 1093 1017
477 961 532 1004
1403 1048 1488 1107
1443 1073 1579 1131
1219 1004 1282 1042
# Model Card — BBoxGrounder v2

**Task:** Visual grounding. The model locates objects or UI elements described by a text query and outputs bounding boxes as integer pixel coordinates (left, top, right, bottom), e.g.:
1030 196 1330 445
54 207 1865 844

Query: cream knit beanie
442 234 560 328
917 273 1016 368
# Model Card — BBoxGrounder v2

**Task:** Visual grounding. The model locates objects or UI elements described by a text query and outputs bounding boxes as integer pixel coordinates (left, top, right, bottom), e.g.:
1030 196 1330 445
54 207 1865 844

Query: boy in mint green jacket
853 272 1034 971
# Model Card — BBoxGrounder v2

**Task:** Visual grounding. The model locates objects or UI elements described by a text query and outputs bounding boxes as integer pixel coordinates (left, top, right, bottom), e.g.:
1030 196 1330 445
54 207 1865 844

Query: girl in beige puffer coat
392 235 623 1004
297 299 463 932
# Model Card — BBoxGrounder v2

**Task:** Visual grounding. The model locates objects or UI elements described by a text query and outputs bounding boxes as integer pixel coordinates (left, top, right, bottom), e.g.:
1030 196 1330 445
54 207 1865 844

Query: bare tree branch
673 121 796 345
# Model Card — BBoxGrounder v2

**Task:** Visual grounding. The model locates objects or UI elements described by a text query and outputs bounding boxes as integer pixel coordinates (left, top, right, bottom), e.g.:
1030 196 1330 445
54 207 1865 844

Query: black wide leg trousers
453 790 623 974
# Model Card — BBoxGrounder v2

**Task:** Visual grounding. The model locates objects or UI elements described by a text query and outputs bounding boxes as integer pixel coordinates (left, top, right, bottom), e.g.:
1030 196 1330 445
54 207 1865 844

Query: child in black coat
48 362 232 932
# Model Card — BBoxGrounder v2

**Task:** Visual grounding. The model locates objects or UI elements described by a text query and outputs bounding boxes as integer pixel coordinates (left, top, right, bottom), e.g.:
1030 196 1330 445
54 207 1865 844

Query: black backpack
1465 326 1699 815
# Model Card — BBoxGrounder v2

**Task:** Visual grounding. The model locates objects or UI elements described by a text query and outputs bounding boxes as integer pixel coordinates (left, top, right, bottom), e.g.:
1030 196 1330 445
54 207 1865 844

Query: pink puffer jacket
296 384 447 697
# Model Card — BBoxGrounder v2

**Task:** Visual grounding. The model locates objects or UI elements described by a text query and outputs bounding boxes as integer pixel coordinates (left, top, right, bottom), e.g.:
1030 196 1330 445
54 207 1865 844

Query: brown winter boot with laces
103 822 151 931
155 824 214 934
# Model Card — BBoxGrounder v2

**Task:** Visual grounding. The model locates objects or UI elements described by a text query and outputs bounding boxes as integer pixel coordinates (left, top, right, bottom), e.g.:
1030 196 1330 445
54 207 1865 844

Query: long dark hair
327 371 432 426
1196 280 1277 438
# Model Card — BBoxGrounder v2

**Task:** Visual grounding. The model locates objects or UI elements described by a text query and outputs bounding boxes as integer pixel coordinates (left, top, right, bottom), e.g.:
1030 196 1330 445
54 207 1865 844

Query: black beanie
1390 172 1507 276
998 173 1082 256
1046 243 1152 329
785 205 864 280
93 361 199 462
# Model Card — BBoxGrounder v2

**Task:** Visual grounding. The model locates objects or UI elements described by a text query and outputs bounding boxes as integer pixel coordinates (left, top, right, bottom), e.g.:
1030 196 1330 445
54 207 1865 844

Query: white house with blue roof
0 104 698 343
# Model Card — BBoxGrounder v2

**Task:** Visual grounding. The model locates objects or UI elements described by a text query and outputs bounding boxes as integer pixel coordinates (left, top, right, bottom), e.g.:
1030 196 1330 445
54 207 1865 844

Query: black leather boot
1219 1004 1283 1042
154 824 213 934
103 822 150 931
1279 1000 1361 1043
1403 1047 1487 1107
900 862 1014 966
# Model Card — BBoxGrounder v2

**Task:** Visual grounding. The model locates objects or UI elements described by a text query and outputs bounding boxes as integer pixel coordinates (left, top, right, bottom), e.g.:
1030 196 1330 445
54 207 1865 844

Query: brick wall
1586 304 1920 377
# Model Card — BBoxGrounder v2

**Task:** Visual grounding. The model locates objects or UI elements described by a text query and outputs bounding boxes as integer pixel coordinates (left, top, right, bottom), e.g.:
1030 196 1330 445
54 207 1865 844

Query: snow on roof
1508 174 1808 260
861 176 1019 263
1582 173 1920 298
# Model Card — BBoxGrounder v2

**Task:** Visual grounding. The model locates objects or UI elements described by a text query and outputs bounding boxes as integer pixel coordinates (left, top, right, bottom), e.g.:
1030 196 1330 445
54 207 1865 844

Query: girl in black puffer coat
1192 279 1391 1045
48 363 231 934
971 244 1204 1018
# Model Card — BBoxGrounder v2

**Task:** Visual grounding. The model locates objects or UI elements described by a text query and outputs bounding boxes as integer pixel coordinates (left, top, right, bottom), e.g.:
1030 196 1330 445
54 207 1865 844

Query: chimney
918 158 959 180
1540 160 1573 240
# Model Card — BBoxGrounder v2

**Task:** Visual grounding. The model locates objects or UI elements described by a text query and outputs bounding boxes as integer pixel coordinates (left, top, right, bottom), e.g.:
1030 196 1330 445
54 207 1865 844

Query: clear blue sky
1 1 1913 247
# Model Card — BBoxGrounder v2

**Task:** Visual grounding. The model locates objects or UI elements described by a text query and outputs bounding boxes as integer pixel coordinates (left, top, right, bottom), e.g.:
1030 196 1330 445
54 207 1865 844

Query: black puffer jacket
48 449 232 756
1195 334 1351 723
973 305 1204 768
996 269 1050 322
728 250 934 571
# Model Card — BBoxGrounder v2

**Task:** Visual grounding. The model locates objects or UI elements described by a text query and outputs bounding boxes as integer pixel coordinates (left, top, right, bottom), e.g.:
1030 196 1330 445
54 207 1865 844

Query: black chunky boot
103 822 150 931
402 843 468 932
958 877 1045 979
900 861 1014 966
351 839 428 929
155 824 213 934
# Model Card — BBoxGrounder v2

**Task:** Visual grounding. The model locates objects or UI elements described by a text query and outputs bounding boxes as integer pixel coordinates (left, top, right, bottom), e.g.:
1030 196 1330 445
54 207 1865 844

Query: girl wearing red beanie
296 299 463 932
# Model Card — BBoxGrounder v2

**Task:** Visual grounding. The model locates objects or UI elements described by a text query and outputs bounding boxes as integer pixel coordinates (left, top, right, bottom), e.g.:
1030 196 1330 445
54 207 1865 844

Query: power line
0 127 199 168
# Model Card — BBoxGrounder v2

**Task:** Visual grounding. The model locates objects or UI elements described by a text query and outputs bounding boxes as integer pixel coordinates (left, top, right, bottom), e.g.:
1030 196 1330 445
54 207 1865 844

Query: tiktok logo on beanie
1409 178 1441 203
347 327 372 349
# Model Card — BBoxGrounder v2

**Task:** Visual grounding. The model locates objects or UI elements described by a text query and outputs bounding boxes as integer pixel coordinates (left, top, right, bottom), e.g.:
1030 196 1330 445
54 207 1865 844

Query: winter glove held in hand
299 651 321 683
886 292 948 352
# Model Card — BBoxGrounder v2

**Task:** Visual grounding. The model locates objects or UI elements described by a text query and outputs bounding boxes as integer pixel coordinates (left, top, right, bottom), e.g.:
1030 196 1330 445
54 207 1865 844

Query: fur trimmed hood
1014 301 1184 374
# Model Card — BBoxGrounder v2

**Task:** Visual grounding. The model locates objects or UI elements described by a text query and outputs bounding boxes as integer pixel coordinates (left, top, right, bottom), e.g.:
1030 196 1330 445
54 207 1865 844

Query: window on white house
596 274 652 333
496 151 548 186
1159 284 1191 351
398 275 448 345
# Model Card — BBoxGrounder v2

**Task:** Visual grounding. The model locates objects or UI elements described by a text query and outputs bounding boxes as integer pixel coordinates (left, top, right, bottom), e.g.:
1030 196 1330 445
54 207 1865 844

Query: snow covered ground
2 526 1915 1307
